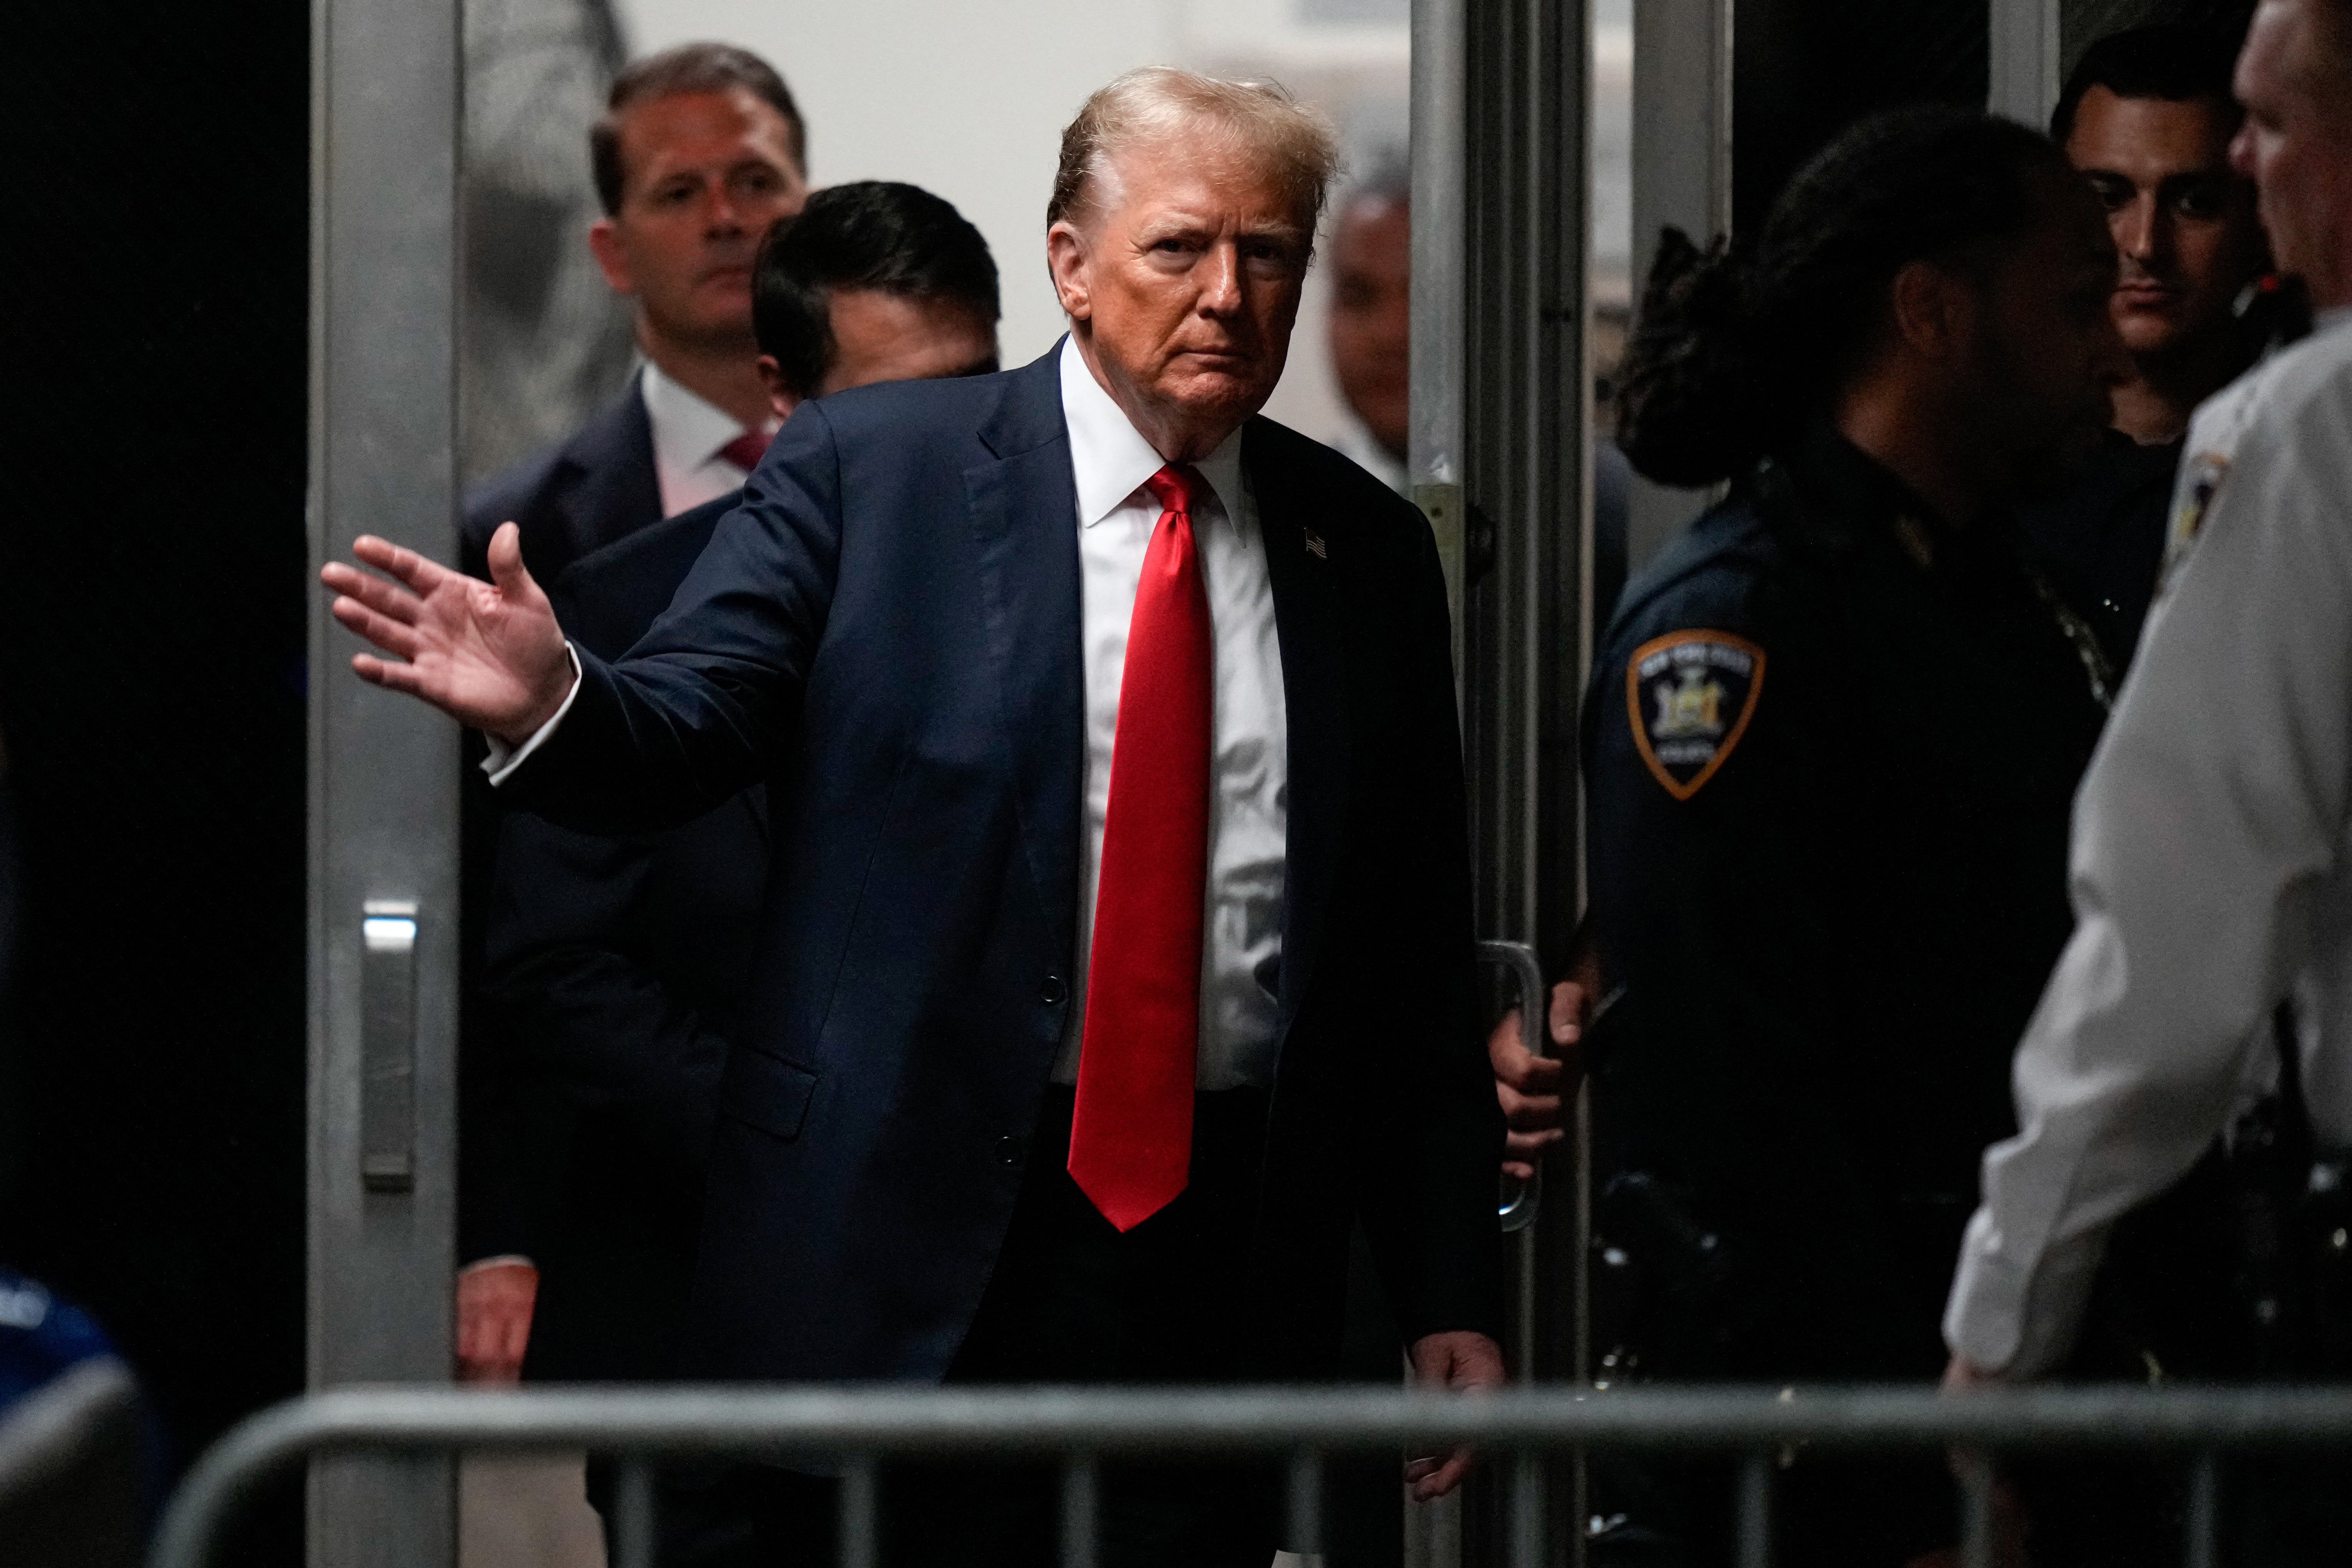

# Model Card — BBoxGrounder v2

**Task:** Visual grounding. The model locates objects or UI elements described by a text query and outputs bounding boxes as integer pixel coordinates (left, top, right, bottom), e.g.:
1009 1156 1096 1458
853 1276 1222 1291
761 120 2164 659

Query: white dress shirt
493 339 1293 1089
1053 337 1289 1091
1943 311 2352 1377
641 360 769 518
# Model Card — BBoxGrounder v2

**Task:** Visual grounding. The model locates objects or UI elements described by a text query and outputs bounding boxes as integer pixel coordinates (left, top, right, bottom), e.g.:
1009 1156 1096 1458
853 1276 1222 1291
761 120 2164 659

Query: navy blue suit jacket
453 376 662 1268
461 372 663 585
503 345 1502 1383
487 496 762 1383
455 376 664 1269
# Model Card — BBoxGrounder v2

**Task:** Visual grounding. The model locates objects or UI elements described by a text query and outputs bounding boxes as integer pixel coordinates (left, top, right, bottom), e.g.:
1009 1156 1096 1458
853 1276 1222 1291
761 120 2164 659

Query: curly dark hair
1615 106 2073 487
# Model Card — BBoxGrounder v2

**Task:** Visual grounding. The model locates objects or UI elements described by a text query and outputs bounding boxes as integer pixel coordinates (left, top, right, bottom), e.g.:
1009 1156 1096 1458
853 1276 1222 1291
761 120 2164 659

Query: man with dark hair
483 182 999 1565
751 180 999 407
454 40 809 1392
465 42 811 585
1591 106 2127 1565
562 180 1002 688
589 45 805 221
2025 23 2270 669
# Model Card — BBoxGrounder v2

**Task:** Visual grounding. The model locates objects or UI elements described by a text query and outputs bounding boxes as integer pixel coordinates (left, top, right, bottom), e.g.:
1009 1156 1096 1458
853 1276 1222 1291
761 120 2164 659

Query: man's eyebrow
1238 219 1311 246
2155 166 2232 191
1132 215 1213 243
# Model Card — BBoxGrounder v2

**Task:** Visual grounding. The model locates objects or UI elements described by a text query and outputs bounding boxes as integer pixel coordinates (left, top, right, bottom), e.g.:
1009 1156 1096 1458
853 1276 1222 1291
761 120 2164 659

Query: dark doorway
3 3 310 1560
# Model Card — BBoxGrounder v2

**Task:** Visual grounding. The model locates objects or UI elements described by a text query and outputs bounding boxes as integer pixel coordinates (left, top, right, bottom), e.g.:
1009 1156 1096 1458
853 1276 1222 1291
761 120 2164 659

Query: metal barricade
151 1383 2352 1568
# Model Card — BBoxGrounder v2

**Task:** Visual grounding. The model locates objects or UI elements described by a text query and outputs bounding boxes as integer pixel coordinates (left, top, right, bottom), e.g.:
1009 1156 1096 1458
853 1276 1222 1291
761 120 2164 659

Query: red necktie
719 428 770 472
1068 464 1213 1233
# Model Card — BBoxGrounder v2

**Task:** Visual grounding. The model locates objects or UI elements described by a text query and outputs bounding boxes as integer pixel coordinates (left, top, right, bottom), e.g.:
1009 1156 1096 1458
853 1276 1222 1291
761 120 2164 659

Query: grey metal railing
150 1383 2352 1568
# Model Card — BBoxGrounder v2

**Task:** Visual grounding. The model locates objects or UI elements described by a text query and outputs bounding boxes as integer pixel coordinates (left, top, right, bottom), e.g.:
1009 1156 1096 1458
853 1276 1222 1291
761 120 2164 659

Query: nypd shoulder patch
1624 630 1766 800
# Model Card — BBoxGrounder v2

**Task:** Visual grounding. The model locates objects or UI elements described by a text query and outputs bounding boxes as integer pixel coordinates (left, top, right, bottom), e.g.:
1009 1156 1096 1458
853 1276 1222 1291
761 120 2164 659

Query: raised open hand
321 521 573 745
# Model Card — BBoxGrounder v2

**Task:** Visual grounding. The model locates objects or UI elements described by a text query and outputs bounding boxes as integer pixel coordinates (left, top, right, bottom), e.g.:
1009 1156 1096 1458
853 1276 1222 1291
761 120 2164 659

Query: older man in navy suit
328 67 1504 1565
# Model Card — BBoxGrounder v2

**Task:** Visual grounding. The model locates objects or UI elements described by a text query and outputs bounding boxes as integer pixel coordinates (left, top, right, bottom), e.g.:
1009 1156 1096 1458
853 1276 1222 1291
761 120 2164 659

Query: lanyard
2021 561 2117 713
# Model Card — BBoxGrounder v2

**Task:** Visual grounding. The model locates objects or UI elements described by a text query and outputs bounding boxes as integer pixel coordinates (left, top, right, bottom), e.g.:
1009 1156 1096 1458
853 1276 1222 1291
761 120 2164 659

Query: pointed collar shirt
640 359 770 518
1054 336 1288 1091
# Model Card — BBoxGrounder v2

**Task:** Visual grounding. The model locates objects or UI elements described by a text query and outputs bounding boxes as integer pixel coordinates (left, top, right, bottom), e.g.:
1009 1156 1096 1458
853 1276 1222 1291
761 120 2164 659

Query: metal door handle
1482 939 1547 1233
359 901 418 1193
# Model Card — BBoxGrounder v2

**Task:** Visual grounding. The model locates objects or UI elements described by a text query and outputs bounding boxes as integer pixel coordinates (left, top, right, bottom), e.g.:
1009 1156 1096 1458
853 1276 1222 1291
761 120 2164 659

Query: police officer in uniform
1946 5 2352 1559
1585 107 2129 1566
2022 23 2272 674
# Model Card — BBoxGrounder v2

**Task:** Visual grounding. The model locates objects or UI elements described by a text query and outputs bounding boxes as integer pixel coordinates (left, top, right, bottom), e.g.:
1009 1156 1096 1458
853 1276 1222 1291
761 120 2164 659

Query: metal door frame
1989 0 2063 127
307 0 464 1555
1399 0 2066 1555
1624 0 1733 573
1412 0 1593 1559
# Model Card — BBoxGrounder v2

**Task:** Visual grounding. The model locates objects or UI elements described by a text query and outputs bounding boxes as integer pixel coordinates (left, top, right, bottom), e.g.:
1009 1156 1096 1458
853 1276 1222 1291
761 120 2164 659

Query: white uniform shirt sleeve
1944 325 2352 1376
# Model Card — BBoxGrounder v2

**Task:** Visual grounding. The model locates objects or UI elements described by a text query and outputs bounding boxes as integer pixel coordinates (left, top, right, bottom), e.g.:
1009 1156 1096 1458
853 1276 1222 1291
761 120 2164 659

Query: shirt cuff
481 643 583 787
458 1254 535 1277
1942 1203 2107 1378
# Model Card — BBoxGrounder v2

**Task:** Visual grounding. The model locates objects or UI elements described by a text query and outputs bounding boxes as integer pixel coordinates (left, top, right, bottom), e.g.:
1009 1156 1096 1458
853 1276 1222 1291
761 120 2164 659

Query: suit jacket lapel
1248 420 1349 1037
558 372 664 563
967 350 1086 964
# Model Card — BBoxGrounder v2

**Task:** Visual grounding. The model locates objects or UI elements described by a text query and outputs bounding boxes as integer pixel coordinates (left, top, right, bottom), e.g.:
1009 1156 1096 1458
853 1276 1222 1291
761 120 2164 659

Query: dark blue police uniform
2018 427 2180 676
1582 427 2109 1566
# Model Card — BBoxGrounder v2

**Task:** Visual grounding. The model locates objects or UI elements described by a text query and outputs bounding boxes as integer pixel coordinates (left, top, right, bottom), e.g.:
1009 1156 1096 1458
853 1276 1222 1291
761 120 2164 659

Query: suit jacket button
995 1135 1025 1167
1039 976 1067 1006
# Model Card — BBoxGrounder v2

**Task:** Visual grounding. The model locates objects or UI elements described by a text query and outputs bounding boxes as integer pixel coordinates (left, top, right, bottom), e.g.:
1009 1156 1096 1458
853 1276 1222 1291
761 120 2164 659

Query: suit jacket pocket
717 1047 820 1142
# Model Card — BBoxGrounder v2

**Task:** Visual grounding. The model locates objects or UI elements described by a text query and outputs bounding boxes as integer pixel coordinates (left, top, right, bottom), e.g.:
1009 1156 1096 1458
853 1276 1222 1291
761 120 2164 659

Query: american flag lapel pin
1304 528 1327 559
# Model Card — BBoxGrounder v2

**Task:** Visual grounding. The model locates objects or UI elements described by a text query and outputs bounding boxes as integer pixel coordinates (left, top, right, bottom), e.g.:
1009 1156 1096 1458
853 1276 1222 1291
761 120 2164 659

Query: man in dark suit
328 65 1504 1565
489 181 1001 1564
454 40 811 1384
460 42 811 584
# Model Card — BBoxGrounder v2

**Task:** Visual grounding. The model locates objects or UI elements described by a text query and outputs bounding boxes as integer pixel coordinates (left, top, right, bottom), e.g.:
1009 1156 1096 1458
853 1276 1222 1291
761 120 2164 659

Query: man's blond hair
1047 67 1343 233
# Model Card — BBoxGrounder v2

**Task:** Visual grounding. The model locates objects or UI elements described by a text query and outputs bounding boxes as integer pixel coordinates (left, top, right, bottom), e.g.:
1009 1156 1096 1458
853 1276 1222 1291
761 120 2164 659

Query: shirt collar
640 359 758 472
1057 336 1246 528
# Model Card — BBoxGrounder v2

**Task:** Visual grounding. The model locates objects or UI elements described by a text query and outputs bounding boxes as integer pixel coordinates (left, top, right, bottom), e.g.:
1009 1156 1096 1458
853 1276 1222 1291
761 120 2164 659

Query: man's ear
587 217 636 297
1888 258 1974 362
755 355 797 423
1046 219 1093 321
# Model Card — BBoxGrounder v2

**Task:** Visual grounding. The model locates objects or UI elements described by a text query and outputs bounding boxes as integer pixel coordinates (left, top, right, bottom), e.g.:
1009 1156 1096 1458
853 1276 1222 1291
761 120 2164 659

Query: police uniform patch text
1624 631 1766 800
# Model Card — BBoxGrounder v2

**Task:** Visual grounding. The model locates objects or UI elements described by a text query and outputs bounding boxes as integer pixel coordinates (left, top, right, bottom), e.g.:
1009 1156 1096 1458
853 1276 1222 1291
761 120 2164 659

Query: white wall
614 0 1408 448
1594 0 1633 309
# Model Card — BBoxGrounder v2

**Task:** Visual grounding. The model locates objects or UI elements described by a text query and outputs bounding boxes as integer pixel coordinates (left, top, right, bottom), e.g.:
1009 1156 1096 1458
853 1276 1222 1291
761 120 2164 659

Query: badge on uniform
2161 450 2230 583
1625 631 1765 800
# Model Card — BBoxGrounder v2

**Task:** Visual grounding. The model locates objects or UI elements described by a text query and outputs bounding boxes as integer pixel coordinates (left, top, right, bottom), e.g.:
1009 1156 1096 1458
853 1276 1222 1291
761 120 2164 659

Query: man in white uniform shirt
327 67 1505 1564
1944 0 2352 1396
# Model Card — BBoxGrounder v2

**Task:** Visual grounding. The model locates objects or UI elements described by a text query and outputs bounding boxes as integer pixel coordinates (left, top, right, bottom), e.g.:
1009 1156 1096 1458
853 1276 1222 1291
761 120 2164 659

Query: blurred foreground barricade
0 1267 147 1568
154 1381 2352 1568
